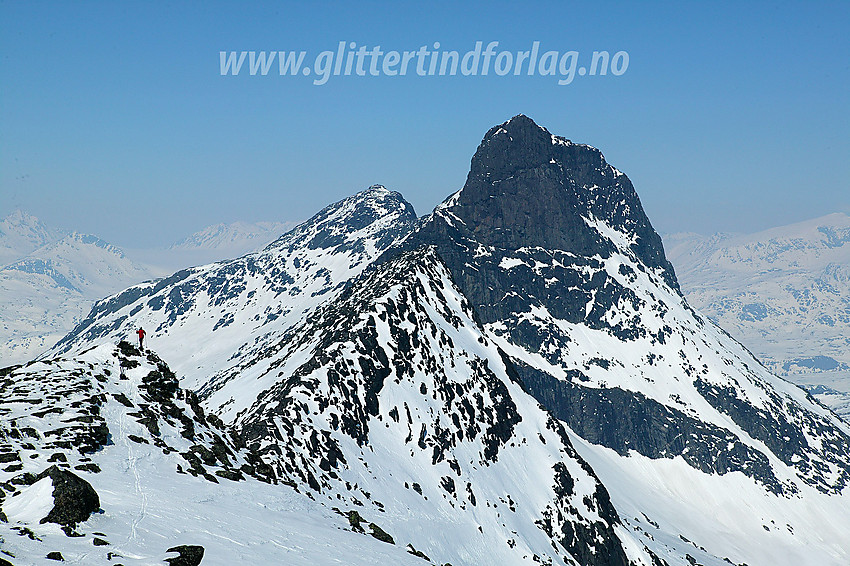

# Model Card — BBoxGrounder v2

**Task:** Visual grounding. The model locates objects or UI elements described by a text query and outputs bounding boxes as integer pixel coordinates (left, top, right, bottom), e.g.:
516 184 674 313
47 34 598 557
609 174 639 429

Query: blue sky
2 1 848 248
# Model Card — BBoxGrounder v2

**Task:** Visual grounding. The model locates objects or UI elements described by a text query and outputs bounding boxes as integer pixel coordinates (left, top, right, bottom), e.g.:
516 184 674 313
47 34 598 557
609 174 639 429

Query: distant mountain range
169 220 298 251
0 210 64 266
0 213 299 365
664 212 850 419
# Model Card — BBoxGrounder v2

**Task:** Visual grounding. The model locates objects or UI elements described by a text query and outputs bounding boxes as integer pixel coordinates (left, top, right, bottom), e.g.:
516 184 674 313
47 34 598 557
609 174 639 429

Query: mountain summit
443 115 676 289
394 115 677 328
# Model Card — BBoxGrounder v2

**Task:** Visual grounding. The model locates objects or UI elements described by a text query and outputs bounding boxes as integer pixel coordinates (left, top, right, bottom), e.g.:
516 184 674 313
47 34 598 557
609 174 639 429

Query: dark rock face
165 545 205 566
453 115 674 288
368 522 395 544
393 115 677 324
519 362 789 494
117 340 142 358
37 466 100 531
389 116 679 340
141 363 180 403
695 376 850 494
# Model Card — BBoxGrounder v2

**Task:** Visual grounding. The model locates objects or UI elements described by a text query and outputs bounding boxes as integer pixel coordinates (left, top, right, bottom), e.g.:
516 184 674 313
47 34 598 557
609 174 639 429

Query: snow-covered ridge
49 185 418 406
0 343 429 565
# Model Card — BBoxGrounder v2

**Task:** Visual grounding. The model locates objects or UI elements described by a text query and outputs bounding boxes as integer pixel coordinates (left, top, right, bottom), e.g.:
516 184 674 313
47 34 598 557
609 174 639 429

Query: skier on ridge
137 327 146 350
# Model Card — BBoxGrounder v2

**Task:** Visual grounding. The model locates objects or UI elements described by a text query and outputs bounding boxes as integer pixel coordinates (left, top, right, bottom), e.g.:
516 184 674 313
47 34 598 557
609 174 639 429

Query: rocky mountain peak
265 184 416 254
440 116 677 288
469 114 565 178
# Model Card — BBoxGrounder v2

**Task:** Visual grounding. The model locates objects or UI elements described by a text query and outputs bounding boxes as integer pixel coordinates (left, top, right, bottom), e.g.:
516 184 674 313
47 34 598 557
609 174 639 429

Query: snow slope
0 344 428 565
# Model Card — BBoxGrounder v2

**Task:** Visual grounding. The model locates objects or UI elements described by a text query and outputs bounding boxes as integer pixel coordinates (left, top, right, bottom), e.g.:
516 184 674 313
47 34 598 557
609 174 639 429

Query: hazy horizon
4 197 850 257
2 1 848 249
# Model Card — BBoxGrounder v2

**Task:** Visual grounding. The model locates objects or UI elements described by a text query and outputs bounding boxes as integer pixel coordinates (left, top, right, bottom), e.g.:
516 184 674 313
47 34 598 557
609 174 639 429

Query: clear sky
2 1 848 249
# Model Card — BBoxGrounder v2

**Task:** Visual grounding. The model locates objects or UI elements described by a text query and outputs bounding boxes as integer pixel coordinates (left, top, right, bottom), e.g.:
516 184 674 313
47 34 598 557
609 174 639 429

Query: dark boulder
117 340 142 358
165 545 205 566
37 466 100 531
141 364 179 402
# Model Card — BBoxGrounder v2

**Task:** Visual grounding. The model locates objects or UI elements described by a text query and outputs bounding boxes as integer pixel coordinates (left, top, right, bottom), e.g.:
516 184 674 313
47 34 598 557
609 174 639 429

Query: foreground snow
0 345 427 565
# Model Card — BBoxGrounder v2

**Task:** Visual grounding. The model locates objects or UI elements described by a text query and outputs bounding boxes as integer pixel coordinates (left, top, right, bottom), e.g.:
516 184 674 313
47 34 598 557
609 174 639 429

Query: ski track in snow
125 409 147 543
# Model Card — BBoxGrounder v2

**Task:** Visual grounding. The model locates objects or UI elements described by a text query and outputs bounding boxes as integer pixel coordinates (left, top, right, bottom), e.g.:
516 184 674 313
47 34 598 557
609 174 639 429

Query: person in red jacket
137 327 146 350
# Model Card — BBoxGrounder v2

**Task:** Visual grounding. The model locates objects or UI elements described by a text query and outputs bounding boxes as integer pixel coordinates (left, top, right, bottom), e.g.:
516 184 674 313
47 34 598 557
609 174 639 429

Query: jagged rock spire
447 114 677 288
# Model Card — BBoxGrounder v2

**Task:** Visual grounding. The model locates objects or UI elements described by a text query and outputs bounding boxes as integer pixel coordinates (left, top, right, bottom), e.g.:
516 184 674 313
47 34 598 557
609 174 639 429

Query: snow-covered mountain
169 220 299 252
158 220 301 270
51 187 418 400
392 116 850 564
14 186 655 565
665 213 850 418
0 213 299 366
0 210 63 267
0 231 155 365
5 116 850 565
